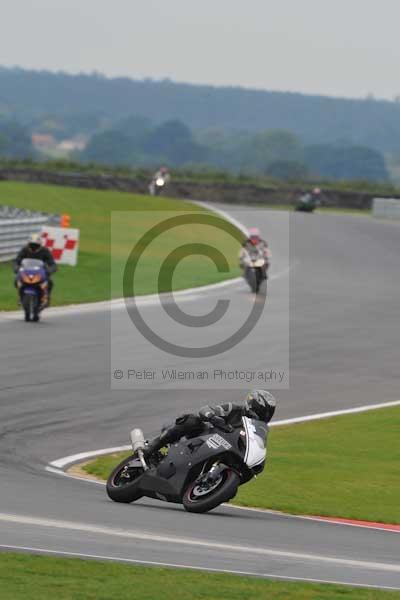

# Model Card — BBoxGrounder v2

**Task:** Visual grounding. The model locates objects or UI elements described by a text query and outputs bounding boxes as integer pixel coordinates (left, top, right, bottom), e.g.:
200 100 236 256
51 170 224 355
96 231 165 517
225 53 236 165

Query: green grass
0 182 241 310
0 553 398 600
84 406 400 524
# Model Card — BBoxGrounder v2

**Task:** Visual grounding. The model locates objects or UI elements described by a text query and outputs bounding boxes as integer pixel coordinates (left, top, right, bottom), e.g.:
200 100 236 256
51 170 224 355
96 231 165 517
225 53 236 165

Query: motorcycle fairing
242 417 267 468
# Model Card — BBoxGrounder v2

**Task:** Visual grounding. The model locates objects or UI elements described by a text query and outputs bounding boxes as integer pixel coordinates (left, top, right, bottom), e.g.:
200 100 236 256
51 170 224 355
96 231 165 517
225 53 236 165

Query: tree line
0 115 388 182
2 66 400 153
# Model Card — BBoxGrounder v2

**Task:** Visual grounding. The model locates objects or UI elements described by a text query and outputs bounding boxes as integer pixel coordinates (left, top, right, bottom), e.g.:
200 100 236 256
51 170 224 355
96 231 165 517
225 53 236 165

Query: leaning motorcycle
242 248 268 294
106 418 268 514
149 176 166 196
16 258 49 322
295 193 318 213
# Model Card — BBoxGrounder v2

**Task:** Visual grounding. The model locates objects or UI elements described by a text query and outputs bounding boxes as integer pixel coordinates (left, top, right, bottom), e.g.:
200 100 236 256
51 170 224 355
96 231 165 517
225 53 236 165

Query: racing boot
143 429 172 458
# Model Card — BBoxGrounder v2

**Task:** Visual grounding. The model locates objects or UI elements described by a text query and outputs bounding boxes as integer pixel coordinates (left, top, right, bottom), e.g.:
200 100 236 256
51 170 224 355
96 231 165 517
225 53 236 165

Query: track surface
0 207 399 590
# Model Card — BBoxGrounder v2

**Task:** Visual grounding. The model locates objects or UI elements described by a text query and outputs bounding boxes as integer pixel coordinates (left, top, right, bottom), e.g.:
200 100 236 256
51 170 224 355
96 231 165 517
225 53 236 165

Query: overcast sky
1 0 399 100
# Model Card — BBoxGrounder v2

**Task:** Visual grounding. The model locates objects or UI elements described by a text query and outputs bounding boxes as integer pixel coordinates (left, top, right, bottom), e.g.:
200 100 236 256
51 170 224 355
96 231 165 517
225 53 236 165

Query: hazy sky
1 0 399 100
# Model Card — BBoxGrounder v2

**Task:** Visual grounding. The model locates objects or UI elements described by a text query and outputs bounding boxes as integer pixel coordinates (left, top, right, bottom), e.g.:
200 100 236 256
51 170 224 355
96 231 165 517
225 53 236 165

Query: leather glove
210 415 233 433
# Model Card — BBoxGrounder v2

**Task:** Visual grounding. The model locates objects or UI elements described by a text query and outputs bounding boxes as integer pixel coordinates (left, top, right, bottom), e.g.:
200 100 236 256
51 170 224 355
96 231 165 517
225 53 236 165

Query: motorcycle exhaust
130 429 148 471
130 428 145 452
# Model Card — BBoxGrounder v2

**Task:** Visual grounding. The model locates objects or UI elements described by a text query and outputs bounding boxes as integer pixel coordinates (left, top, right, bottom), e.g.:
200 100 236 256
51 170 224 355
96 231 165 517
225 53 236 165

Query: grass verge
84 406 400 524
245 203 371 215
0 552 398 600
0 182 241 310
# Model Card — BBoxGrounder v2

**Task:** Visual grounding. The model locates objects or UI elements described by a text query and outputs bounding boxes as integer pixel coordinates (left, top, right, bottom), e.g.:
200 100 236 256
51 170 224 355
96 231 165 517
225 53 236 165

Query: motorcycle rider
239 227 271 279
149 166 171 195
155 166 171 183
14 233 57 305
297 187 321 211
143 390 277 465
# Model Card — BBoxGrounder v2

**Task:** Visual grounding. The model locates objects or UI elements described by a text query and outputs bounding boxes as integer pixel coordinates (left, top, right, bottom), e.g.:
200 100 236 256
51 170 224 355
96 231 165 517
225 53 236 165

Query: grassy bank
2 158 400 196
84 406 400 524
0 553 398 600
0 182 241 310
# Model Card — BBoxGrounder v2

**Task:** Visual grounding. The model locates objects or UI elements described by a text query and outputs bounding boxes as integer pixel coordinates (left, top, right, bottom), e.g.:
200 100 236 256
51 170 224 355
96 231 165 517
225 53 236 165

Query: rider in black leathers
14 234 57 304
144 390 277 461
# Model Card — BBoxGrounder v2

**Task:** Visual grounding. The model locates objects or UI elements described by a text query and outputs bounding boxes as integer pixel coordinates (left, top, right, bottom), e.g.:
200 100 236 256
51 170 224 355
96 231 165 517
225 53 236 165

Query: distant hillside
2 67 400 153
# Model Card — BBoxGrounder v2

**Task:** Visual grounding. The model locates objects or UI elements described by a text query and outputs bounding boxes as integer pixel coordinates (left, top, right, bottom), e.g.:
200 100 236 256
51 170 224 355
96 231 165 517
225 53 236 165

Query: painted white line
45 466 105 485
48 399 400 471
45 466 400 535
0 544 398 591
289 515 400 534
270 399 400 427
46 464 400 535
0 279 243 321
0 512 399 574
49 445 132 470
191 200 249 237
225 504 400 534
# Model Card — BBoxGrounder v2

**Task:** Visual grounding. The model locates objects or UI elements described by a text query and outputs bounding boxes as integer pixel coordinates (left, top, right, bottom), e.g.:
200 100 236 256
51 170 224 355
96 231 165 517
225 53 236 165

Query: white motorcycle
149 176 166 196
242 247 268 294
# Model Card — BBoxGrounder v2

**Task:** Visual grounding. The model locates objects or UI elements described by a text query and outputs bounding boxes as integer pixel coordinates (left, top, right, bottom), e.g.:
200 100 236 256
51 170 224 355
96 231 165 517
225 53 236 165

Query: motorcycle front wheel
106 454 144 503
22 294 40 322
183 468 240 514
246 268 258 293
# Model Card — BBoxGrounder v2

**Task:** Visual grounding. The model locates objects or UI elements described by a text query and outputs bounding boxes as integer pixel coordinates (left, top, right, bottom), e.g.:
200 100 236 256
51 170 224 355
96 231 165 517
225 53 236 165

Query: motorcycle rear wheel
106 454 144 503
183 468 239 514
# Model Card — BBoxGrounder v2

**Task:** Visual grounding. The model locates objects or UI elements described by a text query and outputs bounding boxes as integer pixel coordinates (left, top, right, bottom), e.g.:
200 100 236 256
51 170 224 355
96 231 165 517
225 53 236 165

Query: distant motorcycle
106 418 268 514
242 247 268 294
149 176 166 196
16 258 49 322
295 192 320 213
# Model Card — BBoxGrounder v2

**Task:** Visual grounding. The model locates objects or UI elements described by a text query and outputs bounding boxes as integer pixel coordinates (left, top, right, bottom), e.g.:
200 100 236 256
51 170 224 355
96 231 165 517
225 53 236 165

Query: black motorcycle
106 418 268 513
295 193 319 213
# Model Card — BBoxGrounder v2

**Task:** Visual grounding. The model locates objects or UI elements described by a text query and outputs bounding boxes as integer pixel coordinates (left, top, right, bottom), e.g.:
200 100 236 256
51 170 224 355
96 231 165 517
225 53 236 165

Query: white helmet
28 233 42 251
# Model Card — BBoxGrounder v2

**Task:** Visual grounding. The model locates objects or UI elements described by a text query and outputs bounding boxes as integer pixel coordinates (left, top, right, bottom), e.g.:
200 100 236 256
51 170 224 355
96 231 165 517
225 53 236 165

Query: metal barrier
0 206 60 263
372 198 400 219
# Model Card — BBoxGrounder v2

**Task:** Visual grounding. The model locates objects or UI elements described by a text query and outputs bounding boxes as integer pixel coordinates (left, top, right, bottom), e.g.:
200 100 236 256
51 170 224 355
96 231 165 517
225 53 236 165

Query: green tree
114 115 153 143
0 119 35 158
237 130 304 172
265 160 309 181
305 144 388 181
81 130 136 165
143 120 207 166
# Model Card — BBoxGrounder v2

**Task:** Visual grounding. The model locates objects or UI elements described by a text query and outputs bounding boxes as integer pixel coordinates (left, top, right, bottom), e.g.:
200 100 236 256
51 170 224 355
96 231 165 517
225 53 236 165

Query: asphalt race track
0 206 399 590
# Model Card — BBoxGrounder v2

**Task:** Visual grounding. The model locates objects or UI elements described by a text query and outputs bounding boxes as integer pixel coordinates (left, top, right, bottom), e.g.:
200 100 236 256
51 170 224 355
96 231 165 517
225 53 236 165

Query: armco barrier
373 197 400 219
0 206 60 262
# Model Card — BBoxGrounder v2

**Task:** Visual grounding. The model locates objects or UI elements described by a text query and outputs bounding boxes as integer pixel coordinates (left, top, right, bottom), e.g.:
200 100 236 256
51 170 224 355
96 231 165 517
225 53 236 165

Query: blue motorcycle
17 259 49 322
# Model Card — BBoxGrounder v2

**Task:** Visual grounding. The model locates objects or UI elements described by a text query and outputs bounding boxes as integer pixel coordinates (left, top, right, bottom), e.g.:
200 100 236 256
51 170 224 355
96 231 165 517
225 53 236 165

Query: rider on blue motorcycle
14 234 57 305
144 390 277 465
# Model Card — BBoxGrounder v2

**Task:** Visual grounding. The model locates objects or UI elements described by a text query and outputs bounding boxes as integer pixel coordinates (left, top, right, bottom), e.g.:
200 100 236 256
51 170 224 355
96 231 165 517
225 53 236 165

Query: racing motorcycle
242 247 268 294
106 418 268 513
149 176 166 196
295 193 319 213
16 258 49 322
